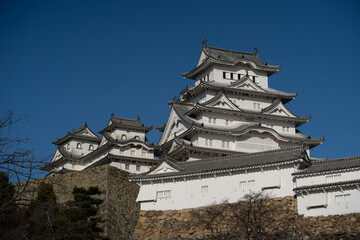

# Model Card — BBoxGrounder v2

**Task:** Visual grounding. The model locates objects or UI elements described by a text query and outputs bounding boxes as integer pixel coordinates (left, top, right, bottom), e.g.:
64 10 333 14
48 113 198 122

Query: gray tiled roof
102 132 154 147
131 147 305 180
183 102 310 126
179 81 296 103
167 137 239 158
174 119 323 148
293 155 360 176
99 116 152 134
183 45 280 79
53 123 101 145
83 154 160 170
293 179 360 192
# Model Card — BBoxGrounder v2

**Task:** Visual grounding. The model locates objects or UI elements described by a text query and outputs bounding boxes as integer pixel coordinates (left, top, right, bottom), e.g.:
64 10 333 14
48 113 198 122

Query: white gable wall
61 140 99 157
211 64 269 88
110 129 146 142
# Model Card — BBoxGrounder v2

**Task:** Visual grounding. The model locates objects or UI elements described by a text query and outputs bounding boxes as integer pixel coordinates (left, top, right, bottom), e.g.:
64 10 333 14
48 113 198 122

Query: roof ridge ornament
253 46 258 56
202 38 207 48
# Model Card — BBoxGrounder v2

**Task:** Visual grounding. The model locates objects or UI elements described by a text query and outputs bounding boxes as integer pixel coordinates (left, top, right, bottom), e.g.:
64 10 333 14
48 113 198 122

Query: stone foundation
132 197 360 240
20 166 140 240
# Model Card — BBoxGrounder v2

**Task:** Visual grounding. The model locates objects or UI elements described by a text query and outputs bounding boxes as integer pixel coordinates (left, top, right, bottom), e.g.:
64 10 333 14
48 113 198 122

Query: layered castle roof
156 43 323 162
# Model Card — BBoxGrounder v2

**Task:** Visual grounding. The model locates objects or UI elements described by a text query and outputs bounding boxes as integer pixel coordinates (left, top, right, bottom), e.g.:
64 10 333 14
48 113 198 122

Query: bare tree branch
0 110 47 213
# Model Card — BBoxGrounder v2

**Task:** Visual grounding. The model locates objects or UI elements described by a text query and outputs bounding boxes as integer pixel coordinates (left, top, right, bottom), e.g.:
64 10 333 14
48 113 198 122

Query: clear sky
1 0 359 168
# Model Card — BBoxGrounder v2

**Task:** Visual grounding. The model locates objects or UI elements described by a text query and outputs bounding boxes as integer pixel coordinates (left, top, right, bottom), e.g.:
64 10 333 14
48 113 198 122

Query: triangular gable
168 140 181 154
148 161 180 175
99 135 108 147
230 77 265 92
158 107 191 145
203 93 240 110
263 101 298 118
76 127 99 138
196 49 208 67
51 149 63 163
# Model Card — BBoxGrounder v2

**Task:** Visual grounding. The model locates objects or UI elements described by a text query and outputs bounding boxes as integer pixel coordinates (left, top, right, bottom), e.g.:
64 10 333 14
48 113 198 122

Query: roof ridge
206 45 254 56
111 116 141 122
313 155 360 166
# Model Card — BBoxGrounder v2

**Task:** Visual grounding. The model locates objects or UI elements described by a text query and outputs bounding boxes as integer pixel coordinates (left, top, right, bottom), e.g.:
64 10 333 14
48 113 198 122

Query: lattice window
201 186 208 194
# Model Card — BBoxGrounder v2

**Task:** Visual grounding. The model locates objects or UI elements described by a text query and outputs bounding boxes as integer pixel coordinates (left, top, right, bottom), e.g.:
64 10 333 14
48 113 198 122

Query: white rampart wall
137 164 296 210
295 169 360 216
297 188 360 217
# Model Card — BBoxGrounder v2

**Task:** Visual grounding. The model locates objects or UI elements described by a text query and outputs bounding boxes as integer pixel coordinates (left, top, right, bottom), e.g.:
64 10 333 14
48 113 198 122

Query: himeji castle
44 42 360 217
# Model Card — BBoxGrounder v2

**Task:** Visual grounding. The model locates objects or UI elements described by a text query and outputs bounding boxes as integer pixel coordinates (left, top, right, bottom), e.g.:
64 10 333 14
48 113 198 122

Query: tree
63 186 104 240
228 192 278 240
23 183 68 240
0 171 22 240
0 110 46 212
190 192 297 240
2 183 106 240
190 201 231 239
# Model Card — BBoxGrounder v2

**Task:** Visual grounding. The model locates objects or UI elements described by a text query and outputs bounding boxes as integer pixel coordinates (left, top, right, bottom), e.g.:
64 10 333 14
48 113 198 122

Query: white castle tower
157 41 323 161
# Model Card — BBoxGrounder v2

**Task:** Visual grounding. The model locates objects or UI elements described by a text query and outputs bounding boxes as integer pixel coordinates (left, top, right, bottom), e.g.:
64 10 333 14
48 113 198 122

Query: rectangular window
253 103 260 109
136 165 140 171
209 117 216 124
225 72 231 79
125 164 130 170
248 180 255 190
130 150 135 156
157 190 171 199
282 126 289 132
223 72 226 79
120 148 124 154
239 181 247 190
252 76 256 82
201 185 208 194
222 140 230 148
326 174 341 183
335 194 350 202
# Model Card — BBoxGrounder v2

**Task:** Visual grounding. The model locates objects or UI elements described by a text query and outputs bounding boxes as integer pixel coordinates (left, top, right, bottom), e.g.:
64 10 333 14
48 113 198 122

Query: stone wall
132 196 360 240
21 166 140 240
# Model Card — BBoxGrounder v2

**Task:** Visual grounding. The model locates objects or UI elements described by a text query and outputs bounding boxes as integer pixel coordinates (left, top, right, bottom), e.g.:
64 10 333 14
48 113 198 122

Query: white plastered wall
137 164 296 210
297 188 360 217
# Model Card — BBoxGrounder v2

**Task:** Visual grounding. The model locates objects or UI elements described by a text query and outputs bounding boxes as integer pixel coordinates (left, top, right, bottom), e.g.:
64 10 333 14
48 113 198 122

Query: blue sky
1 0 359 167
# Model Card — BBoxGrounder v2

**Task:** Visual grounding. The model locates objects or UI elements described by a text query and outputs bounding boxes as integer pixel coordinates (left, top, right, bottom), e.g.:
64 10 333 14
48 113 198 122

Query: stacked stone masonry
20 166 140 240
132 197 360 240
